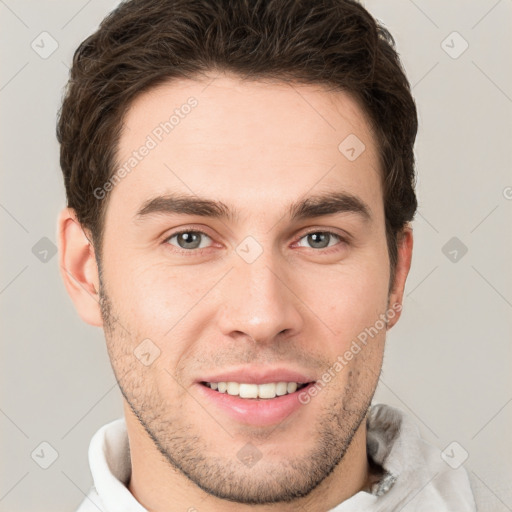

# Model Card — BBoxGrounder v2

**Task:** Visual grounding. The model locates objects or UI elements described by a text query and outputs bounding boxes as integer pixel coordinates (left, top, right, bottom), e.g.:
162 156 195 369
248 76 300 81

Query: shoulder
467 470 512 512
74 486 105 512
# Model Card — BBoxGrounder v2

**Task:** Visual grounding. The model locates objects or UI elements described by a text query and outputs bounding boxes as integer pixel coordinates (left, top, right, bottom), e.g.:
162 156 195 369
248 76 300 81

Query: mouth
195 367 318 425
200 381 312 400
197 380 316 426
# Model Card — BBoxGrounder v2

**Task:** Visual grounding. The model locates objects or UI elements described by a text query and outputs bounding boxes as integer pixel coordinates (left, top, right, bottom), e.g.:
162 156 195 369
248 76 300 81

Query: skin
58 72 413 512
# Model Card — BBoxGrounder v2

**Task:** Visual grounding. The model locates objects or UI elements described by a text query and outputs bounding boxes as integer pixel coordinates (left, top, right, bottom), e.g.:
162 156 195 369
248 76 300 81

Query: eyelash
163 227 349 256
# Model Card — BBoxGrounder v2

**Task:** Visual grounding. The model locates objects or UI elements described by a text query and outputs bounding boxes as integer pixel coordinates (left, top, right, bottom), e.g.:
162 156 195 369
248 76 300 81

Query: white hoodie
75 403 477 512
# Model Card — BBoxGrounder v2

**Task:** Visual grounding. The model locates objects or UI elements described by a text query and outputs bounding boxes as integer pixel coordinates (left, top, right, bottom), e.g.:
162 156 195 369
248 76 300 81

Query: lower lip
196 383 315 426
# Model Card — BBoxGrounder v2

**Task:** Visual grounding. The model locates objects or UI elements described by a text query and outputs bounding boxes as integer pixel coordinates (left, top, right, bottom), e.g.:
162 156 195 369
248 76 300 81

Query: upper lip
198 367 317 385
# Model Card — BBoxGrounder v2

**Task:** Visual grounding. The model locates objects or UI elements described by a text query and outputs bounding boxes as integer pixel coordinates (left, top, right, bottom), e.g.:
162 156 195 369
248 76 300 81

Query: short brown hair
57 0 418 291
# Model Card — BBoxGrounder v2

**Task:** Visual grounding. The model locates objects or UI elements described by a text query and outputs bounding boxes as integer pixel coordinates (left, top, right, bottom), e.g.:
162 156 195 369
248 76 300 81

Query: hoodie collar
86 403 476 512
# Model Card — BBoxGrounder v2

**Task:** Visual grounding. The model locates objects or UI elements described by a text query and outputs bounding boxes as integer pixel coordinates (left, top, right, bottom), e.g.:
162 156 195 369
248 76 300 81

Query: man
56 0 477 510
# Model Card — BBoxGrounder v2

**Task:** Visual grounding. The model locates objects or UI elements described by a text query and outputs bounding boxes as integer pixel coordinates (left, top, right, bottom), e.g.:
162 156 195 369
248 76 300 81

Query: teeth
259 383 277 399
276 382 288 396
287 382 297 393
239 383 258 398
226 382 239 395
205 381 306 399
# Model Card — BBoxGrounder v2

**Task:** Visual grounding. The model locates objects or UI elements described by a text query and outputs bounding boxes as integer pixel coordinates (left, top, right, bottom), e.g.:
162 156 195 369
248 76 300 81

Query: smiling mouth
200 381 311 400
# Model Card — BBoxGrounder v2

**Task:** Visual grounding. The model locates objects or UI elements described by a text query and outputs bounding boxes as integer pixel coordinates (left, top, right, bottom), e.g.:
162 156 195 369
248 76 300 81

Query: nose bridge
217 240 303 343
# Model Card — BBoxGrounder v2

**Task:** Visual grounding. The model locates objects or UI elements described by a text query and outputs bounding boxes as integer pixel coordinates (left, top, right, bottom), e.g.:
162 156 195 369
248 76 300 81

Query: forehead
110 73 382 224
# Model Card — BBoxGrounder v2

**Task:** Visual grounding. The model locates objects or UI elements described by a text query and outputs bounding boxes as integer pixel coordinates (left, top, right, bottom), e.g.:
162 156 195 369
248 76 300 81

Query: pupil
309 232 328 248
179 232 200 249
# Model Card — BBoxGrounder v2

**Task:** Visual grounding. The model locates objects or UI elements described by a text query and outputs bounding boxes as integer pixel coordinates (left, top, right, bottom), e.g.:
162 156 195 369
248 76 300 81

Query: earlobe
387 225 413 330
57 207 103 327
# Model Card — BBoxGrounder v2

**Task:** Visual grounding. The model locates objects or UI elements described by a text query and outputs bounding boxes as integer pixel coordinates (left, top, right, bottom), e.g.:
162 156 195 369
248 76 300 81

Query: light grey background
1 1 511 510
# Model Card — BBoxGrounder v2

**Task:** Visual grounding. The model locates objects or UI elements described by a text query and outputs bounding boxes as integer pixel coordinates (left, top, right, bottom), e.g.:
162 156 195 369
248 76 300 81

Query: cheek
106 263 217 372
109 261 190 321
307 260 389 331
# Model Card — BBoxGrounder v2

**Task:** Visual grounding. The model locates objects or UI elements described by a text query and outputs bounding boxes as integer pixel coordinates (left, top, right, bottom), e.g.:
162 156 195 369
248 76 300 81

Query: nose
217 251 304 345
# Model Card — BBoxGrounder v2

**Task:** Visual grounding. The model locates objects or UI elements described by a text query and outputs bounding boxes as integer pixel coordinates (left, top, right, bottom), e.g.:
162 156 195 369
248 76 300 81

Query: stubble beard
98 280 382 505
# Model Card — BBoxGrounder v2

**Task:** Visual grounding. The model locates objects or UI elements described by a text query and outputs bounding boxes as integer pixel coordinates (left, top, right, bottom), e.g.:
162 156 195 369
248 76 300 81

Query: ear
57 207 103 327
387 225 413 330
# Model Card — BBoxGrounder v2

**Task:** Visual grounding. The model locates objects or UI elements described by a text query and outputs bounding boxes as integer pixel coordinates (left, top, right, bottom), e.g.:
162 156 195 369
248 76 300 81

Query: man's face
98 74 393 503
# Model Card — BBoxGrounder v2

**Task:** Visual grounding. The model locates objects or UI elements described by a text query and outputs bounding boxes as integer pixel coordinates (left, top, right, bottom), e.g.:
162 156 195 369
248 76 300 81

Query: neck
125 401 371 512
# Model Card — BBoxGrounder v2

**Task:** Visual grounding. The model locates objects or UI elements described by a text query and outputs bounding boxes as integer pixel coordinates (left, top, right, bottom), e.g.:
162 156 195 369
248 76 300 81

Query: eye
165 229 213 252
163 228 348 256
295 230 346 251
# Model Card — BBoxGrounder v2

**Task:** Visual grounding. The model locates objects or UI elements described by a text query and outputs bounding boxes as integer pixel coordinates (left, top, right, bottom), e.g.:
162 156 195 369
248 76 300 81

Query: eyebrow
134 191 372 224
